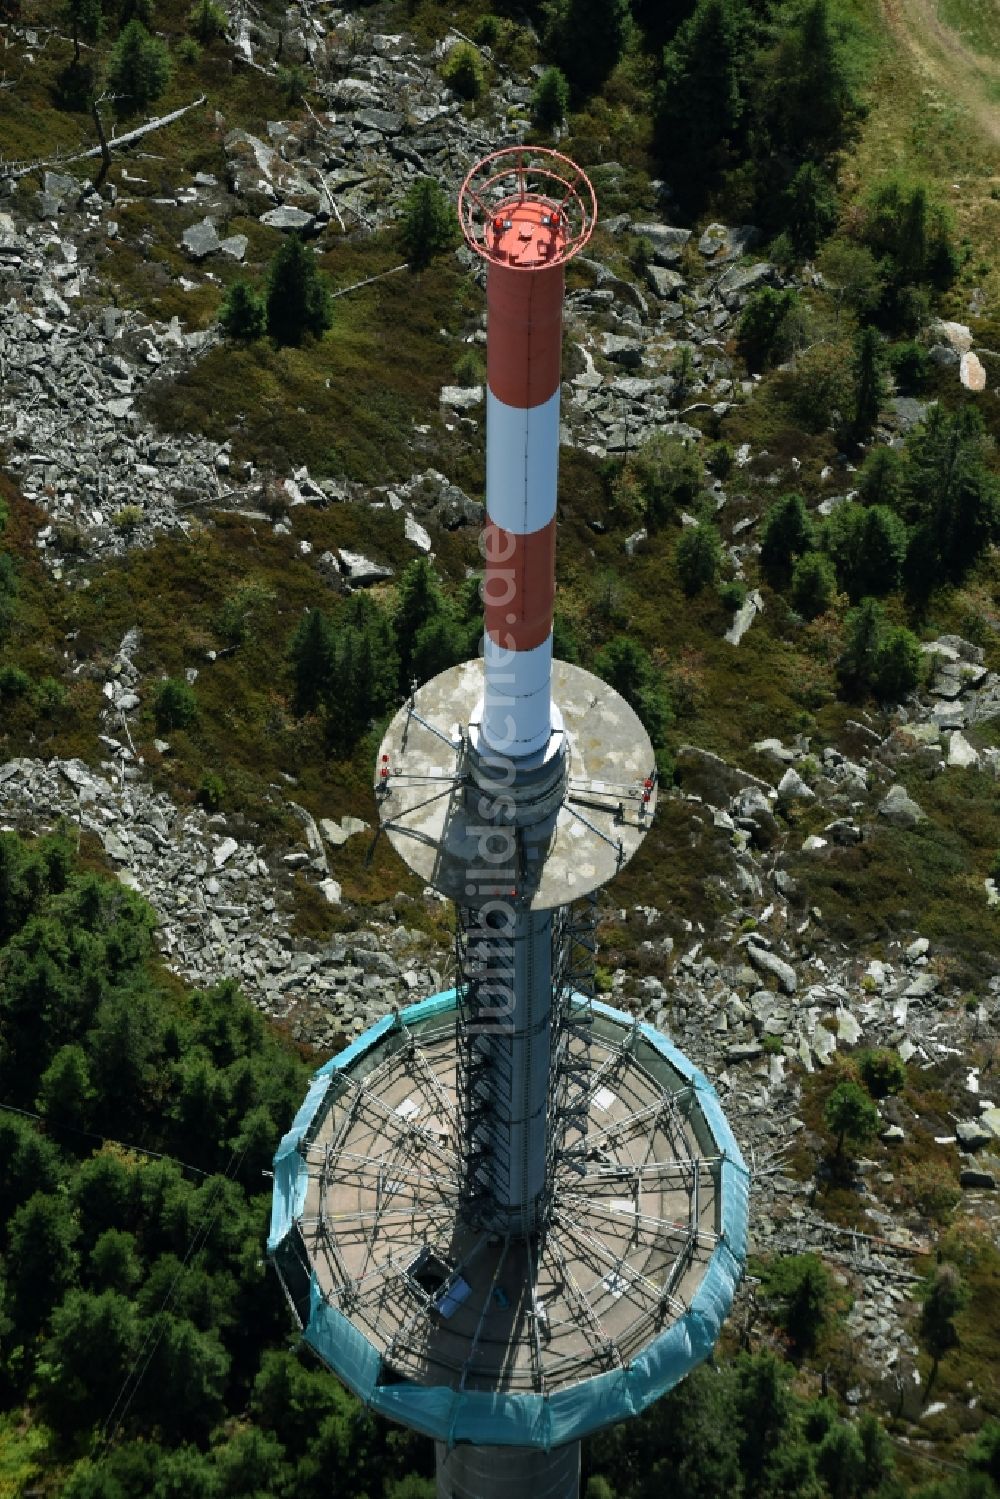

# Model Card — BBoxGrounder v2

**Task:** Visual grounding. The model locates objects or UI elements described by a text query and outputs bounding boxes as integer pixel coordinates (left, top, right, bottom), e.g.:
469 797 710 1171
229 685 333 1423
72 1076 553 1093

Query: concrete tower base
435 1441 581 1499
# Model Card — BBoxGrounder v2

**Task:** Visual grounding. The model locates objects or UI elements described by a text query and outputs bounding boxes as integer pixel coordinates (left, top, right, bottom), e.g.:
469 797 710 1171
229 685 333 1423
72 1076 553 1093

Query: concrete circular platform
268 991 749 1448
374 660 659 913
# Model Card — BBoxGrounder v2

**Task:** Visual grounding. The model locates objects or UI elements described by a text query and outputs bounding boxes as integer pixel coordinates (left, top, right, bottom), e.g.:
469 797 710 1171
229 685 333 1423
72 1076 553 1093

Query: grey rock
338 548 394 585
218 234 249 262
601 333 643 368
947 730 979 768
725 589 764 647
878 784 926 828
102 829 130 863
213 837 238 869
404 513 432 552
903 972 939 1000
356 108 404 135
746 940 797 994
752 738 795 765
777 766 815 804
439 384 483 411
956 1119 993 1150
182 217 221 259
260 206 316 233
960 1167 996 1189
632 222 691 259
645 264 685 299
698 223 760 261
825 819 862 846
890 397 928 430
44 171 80 203
726 1042 764 1063
716 261 776 304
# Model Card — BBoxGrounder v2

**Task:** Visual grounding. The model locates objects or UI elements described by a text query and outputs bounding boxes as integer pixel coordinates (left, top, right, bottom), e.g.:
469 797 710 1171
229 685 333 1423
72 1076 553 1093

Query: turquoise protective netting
269 989 750 1448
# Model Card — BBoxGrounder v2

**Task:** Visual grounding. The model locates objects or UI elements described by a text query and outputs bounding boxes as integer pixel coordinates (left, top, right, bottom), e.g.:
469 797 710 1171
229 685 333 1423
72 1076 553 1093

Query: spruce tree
655 0 748 182
838 597 885 693
219 279 265 340
63 0 102 63
676 522 721 596
851 325 887 440
919 1263 969 1378
595 637 671 749
790 550 836 619
531 67 570 131
768 0 854 161
783 163 837 259
107 20 171 113
550 0 629 99
393 558 447 693
289 608 336 715
872 625 921 700
902 404 1000 587
759 493 815 587
400 177 455 270
265 235 331 346
823 1079 878 1161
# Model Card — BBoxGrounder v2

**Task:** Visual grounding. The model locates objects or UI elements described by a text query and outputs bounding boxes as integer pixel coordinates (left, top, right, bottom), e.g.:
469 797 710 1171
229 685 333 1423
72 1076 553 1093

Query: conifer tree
219 279 265 341
265 235 331 346
851 325 887 440
655 0 748 180
920 1263 969 1379
767 0 853 161
400 177 456 270
595 637 671 749
783 162 837 259
531 67 570 130
107 20 171 113
759 493 815 587
902 404 1000 588
393 558 447 693
289 608 336 715
676 522 721 596
790 550 836 619
36 1044 95 1134
64 0 102 63
549 0 629 99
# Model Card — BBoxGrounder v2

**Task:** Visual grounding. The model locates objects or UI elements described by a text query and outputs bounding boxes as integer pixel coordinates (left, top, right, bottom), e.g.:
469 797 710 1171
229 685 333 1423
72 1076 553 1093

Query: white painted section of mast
481 632 554 756
485 388 560 533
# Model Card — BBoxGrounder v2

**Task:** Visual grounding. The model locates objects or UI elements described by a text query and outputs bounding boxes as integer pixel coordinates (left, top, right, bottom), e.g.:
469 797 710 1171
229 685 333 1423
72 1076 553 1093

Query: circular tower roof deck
374 660 659 912
459 147 597 270
269 993 749 1447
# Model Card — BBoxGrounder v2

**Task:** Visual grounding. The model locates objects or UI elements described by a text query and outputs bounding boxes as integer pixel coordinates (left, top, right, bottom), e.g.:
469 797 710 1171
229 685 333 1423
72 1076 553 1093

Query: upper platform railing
458 146 597 271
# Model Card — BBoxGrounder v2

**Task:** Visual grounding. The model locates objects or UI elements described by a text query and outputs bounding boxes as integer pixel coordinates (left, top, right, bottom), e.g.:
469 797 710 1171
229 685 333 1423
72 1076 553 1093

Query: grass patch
786 795 1000 985
142 247 469 481
936 0 1000 58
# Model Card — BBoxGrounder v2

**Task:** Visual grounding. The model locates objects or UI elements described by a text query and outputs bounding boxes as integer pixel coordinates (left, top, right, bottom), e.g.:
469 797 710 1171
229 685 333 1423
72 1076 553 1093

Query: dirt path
882 0 1000 148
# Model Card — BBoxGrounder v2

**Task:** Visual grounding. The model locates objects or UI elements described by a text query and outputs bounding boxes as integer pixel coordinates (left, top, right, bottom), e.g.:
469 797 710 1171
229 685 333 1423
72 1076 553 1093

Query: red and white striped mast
459 150 597 763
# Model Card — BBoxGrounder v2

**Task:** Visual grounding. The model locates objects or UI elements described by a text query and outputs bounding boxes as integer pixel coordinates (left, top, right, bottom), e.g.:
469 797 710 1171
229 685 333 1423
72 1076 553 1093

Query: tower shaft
481 257 564 758
459 906 554 1231
436 1440 581 1499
